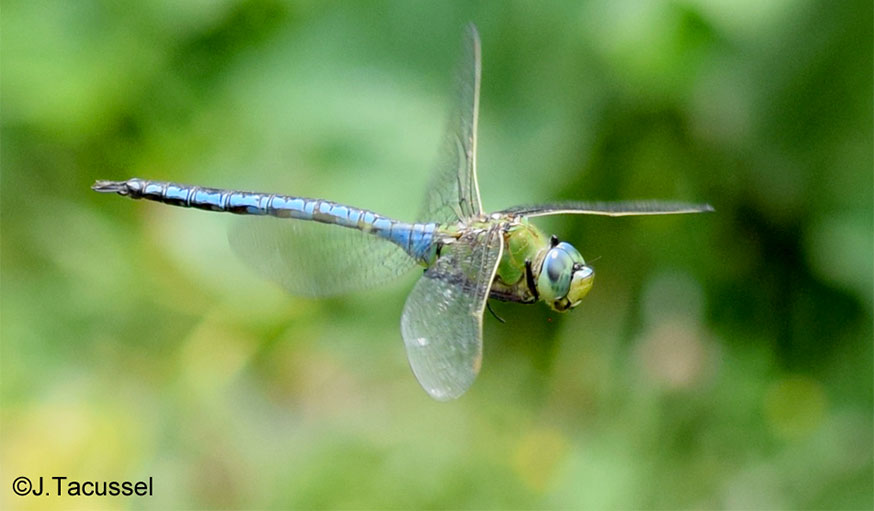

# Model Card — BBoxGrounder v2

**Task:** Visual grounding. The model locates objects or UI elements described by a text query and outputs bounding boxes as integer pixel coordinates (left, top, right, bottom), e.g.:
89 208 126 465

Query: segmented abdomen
92 178 437 262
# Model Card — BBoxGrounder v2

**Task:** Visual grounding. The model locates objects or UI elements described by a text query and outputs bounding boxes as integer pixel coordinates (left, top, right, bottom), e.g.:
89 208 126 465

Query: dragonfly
93 24 712 400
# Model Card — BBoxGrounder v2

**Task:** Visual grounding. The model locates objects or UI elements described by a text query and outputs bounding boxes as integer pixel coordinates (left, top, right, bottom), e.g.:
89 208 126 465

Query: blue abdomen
92 178 437 263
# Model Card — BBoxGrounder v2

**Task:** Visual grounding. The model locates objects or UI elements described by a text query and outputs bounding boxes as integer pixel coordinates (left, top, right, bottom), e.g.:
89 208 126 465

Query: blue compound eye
554 242 582 263
537 240 592 311
538 247 575 304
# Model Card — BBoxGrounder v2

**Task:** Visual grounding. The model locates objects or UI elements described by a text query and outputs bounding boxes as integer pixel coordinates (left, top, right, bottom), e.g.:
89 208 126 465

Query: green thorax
496 217 549 285
431 216 548 287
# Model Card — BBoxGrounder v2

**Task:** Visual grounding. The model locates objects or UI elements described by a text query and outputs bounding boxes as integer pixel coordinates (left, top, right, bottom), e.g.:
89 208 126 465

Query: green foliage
2 0 871 508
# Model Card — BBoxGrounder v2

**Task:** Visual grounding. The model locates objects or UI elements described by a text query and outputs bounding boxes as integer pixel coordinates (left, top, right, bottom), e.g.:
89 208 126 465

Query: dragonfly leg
525 259 540 302
486 301 506 323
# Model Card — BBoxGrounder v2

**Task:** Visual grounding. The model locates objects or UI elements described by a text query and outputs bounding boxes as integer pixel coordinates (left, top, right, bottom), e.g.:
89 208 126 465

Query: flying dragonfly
93 25 712 400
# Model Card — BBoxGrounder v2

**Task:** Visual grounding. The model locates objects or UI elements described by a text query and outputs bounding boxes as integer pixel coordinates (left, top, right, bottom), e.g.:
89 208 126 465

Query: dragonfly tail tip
91 180 128 194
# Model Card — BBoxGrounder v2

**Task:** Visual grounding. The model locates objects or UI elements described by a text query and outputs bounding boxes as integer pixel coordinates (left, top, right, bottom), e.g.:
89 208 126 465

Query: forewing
499 200 714 218
228 216 417 297
400 225 502 400
419 24 483 224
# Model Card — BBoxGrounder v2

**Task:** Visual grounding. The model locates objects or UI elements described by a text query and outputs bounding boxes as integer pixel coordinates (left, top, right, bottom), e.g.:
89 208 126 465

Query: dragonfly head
537 240 595 312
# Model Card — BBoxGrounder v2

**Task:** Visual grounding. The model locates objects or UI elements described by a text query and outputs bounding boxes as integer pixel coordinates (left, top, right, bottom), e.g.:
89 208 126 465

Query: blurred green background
2 1 871 509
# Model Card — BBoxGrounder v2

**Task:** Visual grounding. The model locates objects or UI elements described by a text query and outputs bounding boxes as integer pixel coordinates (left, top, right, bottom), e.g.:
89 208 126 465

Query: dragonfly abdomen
92 178 437 262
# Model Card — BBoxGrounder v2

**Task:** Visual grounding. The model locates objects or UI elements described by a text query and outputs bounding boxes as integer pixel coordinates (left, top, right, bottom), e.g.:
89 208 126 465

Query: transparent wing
228 216 417 297
419 23 483 224
400 225 503 401
499 200 714 218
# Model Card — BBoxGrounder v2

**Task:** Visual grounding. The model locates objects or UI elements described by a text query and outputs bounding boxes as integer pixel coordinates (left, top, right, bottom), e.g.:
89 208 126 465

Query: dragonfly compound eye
538 246 572 309
537 241 593 311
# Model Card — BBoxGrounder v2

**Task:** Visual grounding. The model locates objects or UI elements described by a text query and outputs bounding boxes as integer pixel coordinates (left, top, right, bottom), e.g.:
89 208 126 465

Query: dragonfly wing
499 200 714 218
400 225 502 400
419 23 483 224
228 215 417 297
